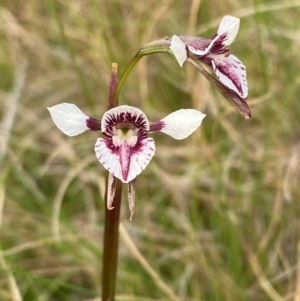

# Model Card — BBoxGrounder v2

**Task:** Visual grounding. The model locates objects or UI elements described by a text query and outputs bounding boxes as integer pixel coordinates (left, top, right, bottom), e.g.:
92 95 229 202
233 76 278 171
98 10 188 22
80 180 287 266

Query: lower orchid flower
169 15 250 119
48 103 206 219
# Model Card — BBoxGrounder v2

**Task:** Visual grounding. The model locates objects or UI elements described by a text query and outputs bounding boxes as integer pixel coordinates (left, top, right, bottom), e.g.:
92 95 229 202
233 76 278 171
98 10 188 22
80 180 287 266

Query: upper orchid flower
170 15 250 118
48 103 205 219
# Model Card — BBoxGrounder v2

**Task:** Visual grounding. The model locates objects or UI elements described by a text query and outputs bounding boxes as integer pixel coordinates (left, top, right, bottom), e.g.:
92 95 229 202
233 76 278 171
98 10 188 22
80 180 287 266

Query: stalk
101 178 123 301
101 64 122 301
114 38 172 101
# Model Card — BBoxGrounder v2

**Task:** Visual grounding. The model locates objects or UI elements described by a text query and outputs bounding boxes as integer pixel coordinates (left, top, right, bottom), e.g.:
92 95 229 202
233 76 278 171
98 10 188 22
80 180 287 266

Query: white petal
170 35 188 67
47 103 90 136
217 15 240 46
211 54 248 98
158 109 206 140
94 137 155 183
127 138 155 182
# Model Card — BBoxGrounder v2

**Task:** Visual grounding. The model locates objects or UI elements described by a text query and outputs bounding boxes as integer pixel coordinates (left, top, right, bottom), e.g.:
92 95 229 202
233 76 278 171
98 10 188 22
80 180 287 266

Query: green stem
114 54 140 102
102 178 123 301
114 40 172 102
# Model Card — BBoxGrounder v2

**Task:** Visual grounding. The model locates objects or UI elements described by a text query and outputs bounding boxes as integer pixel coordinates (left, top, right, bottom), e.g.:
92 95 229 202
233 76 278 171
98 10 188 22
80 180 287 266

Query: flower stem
114 38 172 102
102 64 122 301
102 178 123 301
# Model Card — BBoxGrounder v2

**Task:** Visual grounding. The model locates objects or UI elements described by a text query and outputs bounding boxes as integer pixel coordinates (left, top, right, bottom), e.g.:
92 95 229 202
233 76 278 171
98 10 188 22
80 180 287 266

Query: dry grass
0 0 300 300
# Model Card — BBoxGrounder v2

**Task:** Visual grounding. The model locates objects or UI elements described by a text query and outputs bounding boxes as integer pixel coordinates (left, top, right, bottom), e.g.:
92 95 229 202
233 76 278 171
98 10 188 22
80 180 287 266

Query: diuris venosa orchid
48 103 205 219
169 15 250 118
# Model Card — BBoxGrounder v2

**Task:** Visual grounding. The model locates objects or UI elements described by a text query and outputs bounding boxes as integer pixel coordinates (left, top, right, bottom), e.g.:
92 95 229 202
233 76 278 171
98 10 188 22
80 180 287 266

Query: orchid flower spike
48 103 206 219
170 15 250 119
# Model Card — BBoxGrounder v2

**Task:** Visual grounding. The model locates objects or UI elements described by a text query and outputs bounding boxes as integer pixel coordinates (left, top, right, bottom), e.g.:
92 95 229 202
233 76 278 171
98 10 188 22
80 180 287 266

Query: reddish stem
102 63 122 301
101 178 123 301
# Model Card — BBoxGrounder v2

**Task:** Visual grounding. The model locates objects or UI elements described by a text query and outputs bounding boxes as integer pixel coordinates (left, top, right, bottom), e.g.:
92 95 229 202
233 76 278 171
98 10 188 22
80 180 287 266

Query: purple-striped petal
101 105 149 135
127 137 155 182
186 16 240 59
217 15 240 46
149 109 206 140
47 103 101 136
211 54 248 98
95 138 122 180
187 40 211 56
94 137 155 183
187 58 251 119
172 35 213 62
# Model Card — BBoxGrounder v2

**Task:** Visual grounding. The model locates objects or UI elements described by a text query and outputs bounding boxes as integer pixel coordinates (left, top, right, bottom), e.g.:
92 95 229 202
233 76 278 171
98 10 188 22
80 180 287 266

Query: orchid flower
48 103 205 219
170 15 250 118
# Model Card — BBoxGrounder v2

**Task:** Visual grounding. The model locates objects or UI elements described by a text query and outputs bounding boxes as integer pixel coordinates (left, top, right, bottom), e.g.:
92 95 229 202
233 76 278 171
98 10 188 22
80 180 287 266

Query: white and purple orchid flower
170 16 250 118
48 103 205 219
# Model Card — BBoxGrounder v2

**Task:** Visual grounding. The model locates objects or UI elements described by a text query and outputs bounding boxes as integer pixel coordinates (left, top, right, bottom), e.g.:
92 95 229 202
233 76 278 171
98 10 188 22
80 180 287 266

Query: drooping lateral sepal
107 172 117 210
128 180 135 221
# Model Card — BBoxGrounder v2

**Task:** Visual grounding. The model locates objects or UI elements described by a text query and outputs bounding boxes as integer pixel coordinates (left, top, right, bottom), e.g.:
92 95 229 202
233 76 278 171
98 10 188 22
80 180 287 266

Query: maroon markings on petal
187 58 251 119
183 35 228 60
181 36 212 56
209 33 229 55
118 111 148 129
95 125 155 183
127 137 155 182
102 106 149 136
95 138 123 181
149 121 165 132
119 140 131 182
86 117 101 131
211 54 248 98
102 137 120 156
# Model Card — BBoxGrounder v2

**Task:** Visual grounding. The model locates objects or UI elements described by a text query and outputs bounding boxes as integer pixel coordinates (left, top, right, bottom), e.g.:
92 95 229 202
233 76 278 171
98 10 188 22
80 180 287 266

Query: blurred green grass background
1 0 300 300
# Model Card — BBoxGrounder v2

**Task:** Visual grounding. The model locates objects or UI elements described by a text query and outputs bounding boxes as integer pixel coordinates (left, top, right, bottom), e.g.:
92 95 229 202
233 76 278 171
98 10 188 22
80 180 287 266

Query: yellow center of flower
112 127 138 146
